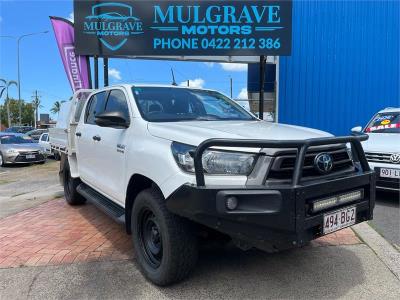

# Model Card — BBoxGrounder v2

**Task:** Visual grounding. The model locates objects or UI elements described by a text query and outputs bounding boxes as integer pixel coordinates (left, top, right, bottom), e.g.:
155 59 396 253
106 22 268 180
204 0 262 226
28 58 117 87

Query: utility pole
31 90 41 128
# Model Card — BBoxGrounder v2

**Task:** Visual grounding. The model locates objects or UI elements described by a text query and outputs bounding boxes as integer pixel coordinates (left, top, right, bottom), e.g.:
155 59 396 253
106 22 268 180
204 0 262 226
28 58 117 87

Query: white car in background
38 133 51 156
352 107 400 192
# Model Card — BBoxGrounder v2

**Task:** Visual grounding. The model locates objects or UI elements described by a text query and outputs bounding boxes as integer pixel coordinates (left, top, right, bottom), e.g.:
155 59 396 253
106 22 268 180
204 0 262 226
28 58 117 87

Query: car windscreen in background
365 112 400 133
0 135 34 144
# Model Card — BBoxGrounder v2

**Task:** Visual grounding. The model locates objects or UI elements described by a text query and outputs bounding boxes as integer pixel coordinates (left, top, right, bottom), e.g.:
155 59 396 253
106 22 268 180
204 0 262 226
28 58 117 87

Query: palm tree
50 100 65 114
0 79 18 128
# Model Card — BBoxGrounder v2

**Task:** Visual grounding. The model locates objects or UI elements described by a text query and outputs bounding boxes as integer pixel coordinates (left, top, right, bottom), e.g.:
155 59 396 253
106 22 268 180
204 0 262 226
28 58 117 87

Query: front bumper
167 135 375 252
3 153 45 164
167 172 375 251
368 162 400 191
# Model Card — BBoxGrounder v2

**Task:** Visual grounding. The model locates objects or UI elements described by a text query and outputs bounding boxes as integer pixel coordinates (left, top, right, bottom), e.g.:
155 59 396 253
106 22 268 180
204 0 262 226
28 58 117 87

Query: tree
0 79 18 128
50 100 65 114
0 98 34 127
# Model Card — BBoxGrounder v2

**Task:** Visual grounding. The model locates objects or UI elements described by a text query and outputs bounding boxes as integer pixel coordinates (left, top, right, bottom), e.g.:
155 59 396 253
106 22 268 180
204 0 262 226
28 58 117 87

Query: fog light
312 189 363 212
226 196 238 210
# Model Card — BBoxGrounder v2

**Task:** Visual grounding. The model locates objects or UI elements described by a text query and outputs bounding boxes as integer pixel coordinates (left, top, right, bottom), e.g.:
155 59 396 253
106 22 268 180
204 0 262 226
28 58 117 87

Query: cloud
203 62 215 68
237 88 248 99
67 12 74 22
219 63 248 72
109 68 122 80
179 78 205 88
0 16 2 23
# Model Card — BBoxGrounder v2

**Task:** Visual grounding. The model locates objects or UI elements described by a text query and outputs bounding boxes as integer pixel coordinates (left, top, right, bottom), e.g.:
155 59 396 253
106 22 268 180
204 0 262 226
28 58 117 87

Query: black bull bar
193 134 370 187
166 134 374 251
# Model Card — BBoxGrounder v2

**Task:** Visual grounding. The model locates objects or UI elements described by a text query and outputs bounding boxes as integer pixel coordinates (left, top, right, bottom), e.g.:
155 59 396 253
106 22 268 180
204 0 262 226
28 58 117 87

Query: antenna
171 68 177 86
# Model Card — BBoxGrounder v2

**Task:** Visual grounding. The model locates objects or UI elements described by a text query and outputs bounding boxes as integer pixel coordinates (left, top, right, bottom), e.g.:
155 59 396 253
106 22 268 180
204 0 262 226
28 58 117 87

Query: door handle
76 132 82 137
92 135 101 141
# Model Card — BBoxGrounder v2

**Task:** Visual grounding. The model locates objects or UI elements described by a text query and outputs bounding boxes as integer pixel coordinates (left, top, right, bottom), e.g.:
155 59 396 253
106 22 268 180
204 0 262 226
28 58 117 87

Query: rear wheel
131 188 198 286
0 153 4 166
63 158 86 205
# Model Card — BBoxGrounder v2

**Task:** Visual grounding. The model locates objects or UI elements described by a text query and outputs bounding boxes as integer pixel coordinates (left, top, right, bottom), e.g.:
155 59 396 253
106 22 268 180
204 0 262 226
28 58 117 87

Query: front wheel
131 188 198 286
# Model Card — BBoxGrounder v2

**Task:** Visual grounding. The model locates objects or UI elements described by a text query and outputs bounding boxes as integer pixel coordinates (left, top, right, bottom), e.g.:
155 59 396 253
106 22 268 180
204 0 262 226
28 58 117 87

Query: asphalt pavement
0 161 63 218
371 191 400 249
0 244 399 300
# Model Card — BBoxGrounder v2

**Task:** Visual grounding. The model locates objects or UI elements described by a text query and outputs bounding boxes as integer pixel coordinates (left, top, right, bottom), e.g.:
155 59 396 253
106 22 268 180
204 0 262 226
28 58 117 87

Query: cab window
104 90 130 122
85 91 108 124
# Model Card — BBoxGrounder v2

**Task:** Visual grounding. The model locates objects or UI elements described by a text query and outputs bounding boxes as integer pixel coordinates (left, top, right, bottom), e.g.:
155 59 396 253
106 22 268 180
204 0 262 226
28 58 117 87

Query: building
248 0 399 135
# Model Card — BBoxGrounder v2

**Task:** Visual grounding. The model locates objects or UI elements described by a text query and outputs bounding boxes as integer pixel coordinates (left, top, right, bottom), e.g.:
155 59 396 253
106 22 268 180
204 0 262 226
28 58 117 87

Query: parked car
26 128 48 141
4 126 34 134
352 107 400 192
53 85 374 286
0 133 46 166
38 132 52 156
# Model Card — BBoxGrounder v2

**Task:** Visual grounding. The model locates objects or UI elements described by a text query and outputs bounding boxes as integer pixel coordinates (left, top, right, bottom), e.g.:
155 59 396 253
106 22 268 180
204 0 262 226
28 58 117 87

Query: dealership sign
74 0 292 56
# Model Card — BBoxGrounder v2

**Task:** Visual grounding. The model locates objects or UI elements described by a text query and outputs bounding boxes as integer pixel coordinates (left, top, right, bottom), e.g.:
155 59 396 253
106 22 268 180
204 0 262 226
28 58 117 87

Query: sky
0 0 248 119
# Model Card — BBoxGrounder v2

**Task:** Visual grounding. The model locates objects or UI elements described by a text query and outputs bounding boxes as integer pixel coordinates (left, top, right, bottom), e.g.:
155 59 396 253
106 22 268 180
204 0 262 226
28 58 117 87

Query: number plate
380 168 400 179
26 155 35 159
323 206 356 235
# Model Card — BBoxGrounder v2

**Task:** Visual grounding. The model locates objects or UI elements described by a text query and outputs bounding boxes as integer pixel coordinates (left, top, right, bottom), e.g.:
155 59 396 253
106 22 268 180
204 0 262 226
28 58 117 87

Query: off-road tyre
131 187 198 286
63 158 86 205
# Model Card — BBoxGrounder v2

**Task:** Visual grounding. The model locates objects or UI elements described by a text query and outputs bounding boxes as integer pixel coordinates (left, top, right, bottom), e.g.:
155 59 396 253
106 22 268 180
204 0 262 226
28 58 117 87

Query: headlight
171 142 257 175
6 149 18 154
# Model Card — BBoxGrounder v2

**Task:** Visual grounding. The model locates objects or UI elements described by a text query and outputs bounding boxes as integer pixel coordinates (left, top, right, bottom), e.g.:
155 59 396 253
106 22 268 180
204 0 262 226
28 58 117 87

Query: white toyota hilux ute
53 85 375 286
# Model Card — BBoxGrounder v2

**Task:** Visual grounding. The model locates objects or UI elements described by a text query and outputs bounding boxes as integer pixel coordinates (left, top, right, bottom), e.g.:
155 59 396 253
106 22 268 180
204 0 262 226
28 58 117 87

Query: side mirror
95 111 129 128
351 126 363 133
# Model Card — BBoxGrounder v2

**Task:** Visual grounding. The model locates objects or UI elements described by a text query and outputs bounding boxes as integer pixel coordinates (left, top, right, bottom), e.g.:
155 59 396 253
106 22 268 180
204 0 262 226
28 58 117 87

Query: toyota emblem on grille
390 153 400 164
314 153 334 174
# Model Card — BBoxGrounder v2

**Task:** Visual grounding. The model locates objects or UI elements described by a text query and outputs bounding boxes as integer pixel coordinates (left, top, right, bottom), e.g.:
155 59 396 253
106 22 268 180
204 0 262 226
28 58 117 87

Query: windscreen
132 87 255 122
365 112 400 134
0 135 34 144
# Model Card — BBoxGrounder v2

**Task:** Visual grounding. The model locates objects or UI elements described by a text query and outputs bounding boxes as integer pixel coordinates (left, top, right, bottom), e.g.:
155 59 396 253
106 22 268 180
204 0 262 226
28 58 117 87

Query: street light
1 30 49 125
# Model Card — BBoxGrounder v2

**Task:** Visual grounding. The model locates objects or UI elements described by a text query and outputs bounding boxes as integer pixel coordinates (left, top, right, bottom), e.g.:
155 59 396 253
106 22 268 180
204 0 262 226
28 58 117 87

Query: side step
77 183 125 224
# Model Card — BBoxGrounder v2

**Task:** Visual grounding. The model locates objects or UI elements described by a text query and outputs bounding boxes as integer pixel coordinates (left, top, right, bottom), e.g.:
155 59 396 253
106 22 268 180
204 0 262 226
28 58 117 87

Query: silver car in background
0 133 46 166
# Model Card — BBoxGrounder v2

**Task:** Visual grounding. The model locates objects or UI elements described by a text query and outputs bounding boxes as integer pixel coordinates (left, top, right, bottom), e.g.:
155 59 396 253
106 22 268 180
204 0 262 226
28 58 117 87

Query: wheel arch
125 173 163 234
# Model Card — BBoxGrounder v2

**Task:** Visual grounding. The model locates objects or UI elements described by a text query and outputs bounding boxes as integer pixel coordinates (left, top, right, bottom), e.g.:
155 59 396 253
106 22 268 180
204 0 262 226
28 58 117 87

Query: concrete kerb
352 222 400 280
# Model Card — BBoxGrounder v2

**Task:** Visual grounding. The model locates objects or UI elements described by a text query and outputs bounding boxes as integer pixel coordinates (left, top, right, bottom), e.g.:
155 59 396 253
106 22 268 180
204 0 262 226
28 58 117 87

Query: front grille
15 153 44 162
365 152 398 164
267 147 354 181
376 177 400 190
19 151 40 155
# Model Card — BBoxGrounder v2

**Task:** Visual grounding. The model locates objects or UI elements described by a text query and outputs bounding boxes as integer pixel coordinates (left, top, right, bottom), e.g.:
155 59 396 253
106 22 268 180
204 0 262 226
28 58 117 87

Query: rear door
75 91 108 189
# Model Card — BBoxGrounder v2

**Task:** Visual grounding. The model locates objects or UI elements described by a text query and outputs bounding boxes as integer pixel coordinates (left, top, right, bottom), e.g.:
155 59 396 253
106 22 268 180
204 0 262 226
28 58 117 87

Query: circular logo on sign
314 153 334 174
381 119 391 125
